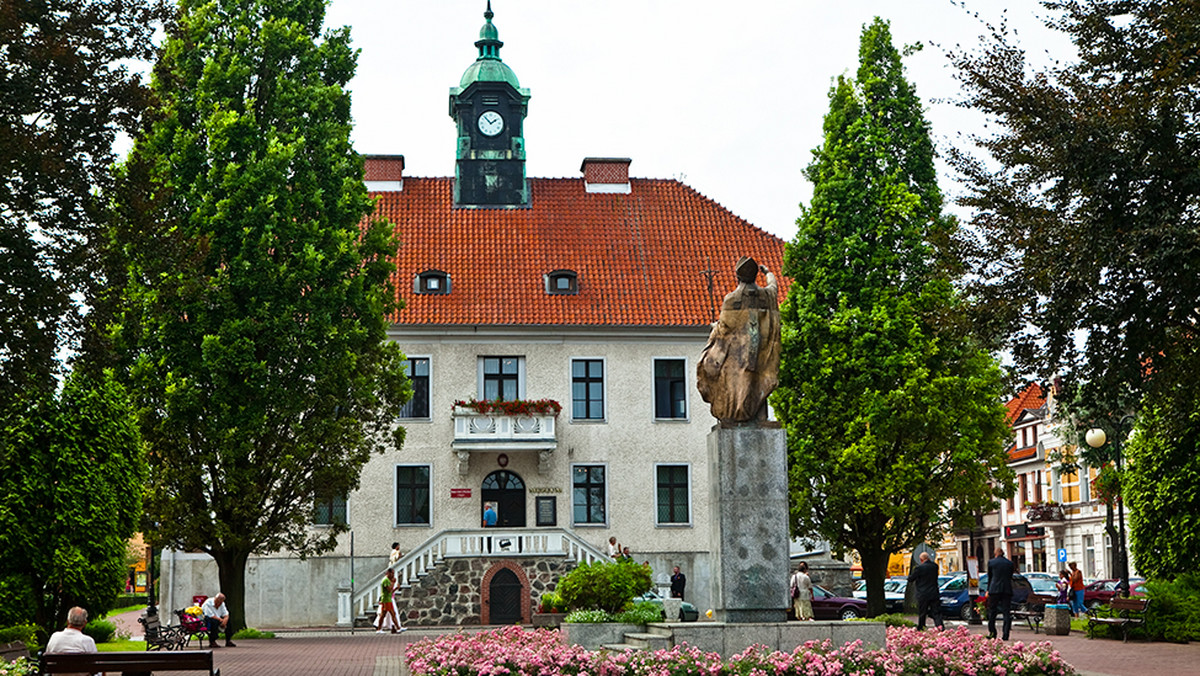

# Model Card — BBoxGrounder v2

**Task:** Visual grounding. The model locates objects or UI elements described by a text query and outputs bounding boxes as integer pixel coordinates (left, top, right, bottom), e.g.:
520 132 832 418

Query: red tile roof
372 177 788 327
1004 382 1045 425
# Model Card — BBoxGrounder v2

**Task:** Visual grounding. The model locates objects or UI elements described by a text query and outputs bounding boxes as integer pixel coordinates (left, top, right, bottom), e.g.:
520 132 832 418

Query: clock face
477 110 504 136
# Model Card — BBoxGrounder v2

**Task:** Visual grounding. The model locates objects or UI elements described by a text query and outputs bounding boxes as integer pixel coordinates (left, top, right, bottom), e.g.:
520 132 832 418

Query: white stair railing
351 528 608 618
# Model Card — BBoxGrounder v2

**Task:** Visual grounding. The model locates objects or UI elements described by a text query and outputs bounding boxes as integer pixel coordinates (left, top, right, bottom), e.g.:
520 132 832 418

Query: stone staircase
602 625 673 651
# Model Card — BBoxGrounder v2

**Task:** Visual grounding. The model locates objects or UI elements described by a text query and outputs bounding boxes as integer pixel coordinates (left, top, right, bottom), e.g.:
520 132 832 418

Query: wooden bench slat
41 649 216 674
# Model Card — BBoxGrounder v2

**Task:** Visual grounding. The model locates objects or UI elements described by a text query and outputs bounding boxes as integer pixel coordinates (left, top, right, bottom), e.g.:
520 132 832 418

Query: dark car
635 590 699 622
942 573 1036 620
811 584 867 620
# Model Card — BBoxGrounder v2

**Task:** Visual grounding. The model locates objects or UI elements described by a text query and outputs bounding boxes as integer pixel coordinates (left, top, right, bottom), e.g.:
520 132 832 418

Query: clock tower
450 2 530 207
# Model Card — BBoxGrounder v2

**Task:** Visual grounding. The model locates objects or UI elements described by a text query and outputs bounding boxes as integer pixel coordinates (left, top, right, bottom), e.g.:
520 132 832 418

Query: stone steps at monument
644 623 674 637
623 632 672 651
599 643 638 652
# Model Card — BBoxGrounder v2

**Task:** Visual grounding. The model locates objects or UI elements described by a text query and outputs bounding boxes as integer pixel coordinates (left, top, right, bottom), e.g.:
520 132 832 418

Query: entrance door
481 470 526 527
489 568 523 624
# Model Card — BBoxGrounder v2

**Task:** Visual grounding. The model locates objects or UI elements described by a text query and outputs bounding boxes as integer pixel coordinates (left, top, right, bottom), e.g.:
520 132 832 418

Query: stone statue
697 257 781 424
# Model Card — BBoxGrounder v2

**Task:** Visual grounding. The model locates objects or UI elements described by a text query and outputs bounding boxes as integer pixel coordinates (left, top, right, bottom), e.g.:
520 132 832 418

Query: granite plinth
655 621 886 654
708 426 789 623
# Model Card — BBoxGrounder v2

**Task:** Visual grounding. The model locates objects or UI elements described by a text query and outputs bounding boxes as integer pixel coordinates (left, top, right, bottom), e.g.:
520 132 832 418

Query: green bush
612 601 662 625
563 609 611 623
1140 575 1200 643
556 560 652 614
0 624 40 652
858 613 915 627
538 591 563 613
82 619 116 643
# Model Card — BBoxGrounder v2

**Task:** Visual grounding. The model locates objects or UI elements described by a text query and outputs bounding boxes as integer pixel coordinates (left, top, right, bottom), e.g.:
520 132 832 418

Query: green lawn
98 639 146 651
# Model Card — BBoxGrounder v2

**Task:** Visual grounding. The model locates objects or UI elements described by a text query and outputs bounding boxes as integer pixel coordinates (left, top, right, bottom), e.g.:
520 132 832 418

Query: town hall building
160 4 788 627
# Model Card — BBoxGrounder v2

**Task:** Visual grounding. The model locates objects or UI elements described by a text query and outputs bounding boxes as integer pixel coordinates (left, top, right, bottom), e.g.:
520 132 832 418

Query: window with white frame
571 359 604 420
572 465 607 525
480 356 523 401
395 465 431 525
1061 466 1081 503
655 464 690 524
1084 534 1096 577
313 493 347 526
399 356 430 419
653 358 687 419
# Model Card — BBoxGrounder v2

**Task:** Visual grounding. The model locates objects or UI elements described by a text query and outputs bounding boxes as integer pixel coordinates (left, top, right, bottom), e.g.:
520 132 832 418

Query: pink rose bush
406 625 1076 676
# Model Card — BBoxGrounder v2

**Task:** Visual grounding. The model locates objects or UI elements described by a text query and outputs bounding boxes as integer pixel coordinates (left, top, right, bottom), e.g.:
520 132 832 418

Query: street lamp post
1085 415 1135 596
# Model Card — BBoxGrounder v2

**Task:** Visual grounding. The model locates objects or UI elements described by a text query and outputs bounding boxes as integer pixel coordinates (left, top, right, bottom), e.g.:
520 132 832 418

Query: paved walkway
108 610 1200 676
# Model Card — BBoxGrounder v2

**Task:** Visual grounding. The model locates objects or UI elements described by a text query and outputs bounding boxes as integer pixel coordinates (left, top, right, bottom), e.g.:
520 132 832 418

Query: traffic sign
1058 547 1068 563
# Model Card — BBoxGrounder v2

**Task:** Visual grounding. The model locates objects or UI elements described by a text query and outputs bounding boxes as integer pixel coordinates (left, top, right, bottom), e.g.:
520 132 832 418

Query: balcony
1025 502 1066 523
451 401 559 475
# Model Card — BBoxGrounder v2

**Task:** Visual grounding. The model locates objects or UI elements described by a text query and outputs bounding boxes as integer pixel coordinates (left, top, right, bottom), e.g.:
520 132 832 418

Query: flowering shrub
0 657 35 676
406 625 1078 676
453 398 563 417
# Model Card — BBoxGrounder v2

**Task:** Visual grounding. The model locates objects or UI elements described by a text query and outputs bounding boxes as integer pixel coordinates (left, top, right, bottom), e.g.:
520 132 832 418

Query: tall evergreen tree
774 18 1013 617
114 0 410 631
0 370 145 640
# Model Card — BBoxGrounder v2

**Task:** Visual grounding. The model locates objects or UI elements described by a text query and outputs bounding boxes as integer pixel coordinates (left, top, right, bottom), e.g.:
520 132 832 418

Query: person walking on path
1056 569 1071 605
201 592 236 648
986 548 1014 640
790 562 814 621
376 569 403 634
1069 562 1086 615
670 566 687 600
908 552 944 630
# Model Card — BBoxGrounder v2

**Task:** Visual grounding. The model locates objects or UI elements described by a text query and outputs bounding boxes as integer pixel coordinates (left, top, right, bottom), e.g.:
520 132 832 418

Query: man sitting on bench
45 606 98 674
201 593 236 648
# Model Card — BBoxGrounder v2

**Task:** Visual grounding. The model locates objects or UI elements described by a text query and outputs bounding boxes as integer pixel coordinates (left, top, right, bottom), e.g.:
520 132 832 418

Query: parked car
811 584 867 620
977 574 1038 611
1023 571 1057 582
635 590 699 622
942 573 1036 620
1084 579 1120 609
852 578 908 613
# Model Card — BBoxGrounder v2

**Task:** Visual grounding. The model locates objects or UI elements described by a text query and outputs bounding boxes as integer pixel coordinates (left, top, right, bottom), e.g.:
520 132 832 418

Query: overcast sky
324 1 1075 241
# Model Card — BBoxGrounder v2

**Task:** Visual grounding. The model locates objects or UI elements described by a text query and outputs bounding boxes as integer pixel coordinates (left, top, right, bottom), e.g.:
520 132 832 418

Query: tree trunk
860 548 890 618
212 549 251 634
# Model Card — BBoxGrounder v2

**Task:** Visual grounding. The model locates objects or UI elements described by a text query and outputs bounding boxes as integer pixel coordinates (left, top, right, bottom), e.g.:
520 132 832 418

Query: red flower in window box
453 398 562 417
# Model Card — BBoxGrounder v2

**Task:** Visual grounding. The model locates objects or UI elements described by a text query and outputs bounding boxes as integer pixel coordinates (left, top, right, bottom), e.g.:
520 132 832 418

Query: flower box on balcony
1025 502 1065 522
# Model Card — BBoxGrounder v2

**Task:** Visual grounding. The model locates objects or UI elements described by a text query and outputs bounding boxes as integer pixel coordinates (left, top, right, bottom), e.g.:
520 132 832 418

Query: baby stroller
175 607 209 648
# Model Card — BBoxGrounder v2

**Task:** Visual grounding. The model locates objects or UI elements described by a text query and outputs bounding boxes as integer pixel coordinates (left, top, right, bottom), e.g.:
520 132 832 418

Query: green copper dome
458 1 521 90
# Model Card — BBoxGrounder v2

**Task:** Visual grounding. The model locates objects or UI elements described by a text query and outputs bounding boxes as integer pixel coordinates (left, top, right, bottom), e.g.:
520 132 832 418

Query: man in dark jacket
670 566 687 600
986 548 1014 640
908 552 943 630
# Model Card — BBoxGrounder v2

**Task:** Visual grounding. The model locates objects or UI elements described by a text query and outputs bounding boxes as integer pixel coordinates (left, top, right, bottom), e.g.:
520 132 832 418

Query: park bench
1086 596 1151 642
1 641 30 662
138 611 184 650
40 649 218 675
174 608 211 648
1011 593 1053 633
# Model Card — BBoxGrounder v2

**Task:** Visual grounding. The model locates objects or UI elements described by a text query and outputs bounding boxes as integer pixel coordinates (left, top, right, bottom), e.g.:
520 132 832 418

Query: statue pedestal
708 425 789 623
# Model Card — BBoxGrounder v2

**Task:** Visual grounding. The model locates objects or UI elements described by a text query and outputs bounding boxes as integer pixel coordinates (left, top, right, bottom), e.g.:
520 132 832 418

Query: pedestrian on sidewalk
376 569 404 634
790 562 813 621
1069 562 1086 615
909 552 944 630
986 548 1014 641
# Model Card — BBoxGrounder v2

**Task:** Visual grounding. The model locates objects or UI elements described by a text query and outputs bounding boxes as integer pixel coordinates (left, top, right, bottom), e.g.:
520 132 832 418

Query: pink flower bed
405 625 1076 676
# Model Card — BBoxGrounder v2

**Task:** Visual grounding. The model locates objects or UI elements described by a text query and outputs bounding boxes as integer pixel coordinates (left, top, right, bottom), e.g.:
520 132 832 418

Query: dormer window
415 270 450 295
546 270 578 295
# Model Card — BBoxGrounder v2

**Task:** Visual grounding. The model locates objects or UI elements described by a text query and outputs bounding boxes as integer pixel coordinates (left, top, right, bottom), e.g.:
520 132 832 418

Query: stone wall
390 556 576 626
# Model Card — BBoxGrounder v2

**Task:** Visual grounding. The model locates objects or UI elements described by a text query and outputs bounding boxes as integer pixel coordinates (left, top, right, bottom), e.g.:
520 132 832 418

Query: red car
1083 579 1120 609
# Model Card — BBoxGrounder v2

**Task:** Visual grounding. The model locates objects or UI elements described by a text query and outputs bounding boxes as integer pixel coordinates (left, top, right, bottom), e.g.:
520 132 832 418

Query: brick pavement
110 610 1200 676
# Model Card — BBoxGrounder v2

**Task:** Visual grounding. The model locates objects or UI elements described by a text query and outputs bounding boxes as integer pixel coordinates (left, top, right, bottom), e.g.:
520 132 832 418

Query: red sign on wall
450 488 472 498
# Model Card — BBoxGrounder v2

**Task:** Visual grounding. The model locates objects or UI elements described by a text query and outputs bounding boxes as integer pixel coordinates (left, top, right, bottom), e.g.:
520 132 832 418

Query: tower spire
476 1 503 61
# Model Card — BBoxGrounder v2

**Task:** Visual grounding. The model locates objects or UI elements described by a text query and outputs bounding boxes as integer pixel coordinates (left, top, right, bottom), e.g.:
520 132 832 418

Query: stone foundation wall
393 556 576 626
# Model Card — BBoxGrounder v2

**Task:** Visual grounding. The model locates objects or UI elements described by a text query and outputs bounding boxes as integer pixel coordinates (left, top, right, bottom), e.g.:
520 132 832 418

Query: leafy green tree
1124 355 1200 580
774 18 1014 617
0 0 162 398
113 0 409 632
0 370 144 641
946 0 1200 411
